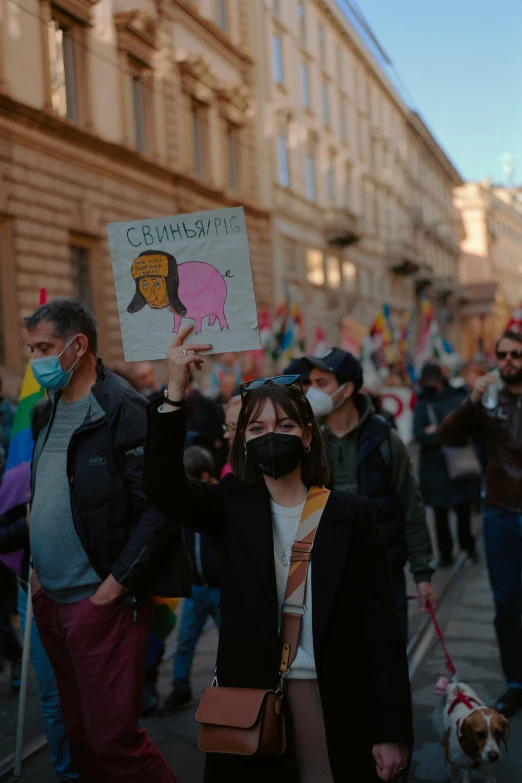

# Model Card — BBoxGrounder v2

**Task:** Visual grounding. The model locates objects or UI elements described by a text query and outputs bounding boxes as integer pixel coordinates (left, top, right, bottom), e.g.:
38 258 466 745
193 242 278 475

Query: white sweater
270 499 316 680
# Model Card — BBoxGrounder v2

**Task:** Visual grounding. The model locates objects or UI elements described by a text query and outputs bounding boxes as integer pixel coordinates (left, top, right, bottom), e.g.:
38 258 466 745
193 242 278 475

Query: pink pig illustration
168 261 229 334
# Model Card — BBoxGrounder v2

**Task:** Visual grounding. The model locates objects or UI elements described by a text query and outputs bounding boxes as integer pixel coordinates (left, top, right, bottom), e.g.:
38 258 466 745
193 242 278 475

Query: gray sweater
30 395 102 603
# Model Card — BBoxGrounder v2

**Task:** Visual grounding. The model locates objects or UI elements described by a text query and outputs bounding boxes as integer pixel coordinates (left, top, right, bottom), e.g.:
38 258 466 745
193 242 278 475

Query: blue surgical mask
31 339 80 391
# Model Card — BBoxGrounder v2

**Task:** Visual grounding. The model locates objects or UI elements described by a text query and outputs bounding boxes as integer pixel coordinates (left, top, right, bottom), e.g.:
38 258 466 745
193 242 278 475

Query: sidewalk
410 559 522 782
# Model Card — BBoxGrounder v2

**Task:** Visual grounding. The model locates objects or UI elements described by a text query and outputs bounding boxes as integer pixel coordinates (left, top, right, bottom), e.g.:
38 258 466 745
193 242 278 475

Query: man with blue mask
26 298 186 783
305 347 435 642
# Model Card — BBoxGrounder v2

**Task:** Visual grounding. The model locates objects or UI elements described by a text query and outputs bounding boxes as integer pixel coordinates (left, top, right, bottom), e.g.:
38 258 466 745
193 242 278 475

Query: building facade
456 182 522 357
251 0 463 353
0 0 271 389
405 112 464 349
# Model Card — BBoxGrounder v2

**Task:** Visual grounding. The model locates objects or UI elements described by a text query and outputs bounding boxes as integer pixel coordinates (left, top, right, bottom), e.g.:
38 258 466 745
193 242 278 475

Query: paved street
410 559 522 782
5 556 522 783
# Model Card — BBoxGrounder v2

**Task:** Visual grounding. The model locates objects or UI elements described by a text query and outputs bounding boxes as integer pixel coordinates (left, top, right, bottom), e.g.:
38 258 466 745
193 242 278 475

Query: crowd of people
0 296 521 782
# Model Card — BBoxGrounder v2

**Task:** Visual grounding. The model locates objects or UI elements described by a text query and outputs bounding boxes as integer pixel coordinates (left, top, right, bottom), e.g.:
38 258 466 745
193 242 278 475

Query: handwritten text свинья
127 214 243 248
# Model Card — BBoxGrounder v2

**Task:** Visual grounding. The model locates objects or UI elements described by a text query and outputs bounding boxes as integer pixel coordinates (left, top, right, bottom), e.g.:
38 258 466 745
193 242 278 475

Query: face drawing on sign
127 250 230 335
139 276 169 309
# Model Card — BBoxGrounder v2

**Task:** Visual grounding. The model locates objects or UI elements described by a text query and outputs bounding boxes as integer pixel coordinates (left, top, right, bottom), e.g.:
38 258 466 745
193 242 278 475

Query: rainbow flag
145 596 180 671
370 304 395 365
270 287 305 363
0 365 45 572
0 290 46 573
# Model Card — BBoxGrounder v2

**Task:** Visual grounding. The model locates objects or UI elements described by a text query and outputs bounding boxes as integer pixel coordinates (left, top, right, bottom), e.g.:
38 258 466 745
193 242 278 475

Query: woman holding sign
144 326 412 783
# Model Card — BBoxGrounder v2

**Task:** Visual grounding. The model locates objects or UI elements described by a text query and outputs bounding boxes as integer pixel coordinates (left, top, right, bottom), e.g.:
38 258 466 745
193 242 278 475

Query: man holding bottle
439 329 522 717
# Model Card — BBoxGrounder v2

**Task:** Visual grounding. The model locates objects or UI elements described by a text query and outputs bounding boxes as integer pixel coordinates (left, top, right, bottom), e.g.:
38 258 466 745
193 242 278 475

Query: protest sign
107 206 260 361
381 387 414 444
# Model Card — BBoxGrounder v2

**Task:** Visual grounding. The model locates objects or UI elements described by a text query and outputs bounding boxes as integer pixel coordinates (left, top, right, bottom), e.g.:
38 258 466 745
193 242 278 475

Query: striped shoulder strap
279 486 330 673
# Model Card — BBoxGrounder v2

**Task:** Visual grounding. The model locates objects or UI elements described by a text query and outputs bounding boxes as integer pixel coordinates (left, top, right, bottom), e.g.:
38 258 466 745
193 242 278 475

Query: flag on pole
0 289 46 573
369 304 395 365
398 311 415 382
414 295 453 376
312 325 328 357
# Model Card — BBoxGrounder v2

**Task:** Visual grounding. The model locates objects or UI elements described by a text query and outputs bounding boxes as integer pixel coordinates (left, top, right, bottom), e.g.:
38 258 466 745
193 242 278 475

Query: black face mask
246 433 304 481
423 385 439 395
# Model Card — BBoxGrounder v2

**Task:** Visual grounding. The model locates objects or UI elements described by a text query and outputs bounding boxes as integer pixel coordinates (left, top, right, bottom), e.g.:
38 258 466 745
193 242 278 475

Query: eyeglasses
496 350 522 360
240 375 304 399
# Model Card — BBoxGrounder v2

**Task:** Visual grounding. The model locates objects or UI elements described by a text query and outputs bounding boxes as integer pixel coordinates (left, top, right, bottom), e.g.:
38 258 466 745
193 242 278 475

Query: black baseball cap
283 358 311 384
305 347 363 391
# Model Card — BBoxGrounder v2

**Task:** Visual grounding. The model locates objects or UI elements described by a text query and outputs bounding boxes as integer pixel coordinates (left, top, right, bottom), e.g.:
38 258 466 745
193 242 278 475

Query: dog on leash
434 677 509 782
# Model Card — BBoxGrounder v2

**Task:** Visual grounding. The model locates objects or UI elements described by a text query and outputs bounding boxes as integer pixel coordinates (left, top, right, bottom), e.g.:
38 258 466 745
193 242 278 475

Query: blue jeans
173 585 220 692
18 588 78 782
484 505 522 685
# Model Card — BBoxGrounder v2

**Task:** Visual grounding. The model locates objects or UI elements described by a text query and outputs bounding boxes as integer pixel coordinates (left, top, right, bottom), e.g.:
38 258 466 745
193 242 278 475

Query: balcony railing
324 209 360 248
387 239 420 276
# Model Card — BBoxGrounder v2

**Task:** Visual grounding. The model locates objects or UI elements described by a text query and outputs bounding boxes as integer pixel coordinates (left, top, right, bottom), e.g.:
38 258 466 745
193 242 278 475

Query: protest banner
107 207 260 361
381 387 415 444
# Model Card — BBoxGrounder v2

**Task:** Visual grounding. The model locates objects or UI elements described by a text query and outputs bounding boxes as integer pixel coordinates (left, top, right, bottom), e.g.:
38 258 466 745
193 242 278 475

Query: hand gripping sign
107 207 260 361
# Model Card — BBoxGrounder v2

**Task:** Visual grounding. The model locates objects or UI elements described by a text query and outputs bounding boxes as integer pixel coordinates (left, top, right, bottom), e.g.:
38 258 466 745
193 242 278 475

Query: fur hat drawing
127 251 187 317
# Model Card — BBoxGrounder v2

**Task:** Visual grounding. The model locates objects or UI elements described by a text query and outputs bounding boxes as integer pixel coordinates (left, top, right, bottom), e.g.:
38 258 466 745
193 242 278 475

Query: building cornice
114 10 157 66
165 0 253 67
408 111 463 186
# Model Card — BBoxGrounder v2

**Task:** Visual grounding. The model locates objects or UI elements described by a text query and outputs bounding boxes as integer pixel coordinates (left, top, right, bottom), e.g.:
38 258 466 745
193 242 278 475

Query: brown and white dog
436 679 509 782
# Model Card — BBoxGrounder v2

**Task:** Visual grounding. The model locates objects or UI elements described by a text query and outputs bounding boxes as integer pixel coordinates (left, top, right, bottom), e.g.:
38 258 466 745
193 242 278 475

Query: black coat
144 407 413 783
413 386 481 508
32 362 191 599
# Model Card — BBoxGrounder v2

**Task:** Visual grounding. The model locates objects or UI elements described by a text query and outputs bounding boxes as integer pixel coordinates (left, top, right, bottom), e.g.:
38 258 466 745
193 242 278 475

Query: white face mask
306 383 348 417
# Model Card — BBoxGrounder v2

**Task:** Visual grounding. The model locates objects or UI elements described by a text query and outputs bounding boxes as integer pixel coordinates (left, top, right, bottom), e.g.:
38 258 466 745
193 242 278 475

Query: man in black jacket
26 298 185 783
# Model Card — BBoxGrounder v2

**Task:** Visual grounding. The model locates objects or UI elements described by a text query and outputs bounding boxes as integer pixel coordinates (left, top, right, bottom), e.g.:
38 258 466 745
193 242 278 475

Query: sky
339 0 522 184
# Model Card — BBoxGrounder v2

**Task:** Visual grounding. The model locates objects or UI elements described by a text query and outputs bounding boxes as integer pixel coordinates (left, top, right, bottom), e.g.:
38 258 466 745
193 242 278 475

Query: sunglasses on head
240 375 304 399
496 350 522 360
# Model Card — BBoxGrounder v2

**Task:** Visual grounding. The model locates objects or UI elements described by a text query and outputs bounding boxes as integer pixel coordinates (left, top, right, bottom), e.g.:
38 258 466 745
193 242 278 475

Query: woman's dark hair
229 384 330 487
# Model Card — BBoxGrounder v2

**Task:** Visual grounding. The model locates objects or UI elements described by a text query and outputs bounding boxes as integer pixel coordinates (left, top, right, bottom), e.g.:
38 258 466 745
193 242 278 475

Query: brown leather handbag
195 486 330 757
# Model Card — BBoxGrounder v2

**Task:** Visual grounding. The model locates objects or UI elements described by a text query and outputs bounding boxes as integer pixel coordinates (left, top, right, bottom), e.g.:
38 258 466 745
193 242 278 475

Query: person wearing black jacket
26 298 186 783
144 326 412 783
159 445 221 717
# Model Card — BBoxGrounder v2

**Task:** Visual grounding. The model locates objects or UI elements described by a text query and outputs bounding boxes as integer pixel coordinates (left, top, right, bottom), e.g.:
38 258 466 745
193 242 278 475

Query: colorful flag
504 304 522 334
312 325 328 357
0 290 47 573
340 316 367 357
145 596 180 672
369 304 395 365
270 288 305 363
398 311 415 382
414 294 453 376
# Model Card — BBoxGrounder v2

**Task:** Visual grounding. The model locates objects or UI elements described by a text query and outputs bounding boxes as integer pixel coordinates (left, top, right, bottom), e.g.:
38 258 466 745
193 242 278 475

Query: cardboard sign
107 207 260 361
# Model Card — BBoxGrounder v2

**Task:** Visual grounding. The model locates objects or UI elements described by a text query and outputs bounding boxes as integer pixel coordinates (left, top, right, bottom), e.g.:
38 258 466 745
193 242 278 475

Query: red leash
407 595 456 676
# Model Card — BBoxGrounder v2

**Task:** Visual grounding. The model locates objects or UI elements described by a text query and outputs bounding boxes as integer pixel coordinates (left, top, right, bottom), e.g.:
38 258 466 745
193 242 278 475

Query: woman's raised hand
166 325 212 404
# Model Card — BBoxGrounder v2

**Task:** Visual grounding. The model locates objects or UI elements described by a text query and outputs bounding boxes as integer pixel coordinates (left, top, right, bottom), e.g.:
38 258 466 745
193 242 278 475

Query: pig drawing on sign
127 250 230 334
171 261 229 334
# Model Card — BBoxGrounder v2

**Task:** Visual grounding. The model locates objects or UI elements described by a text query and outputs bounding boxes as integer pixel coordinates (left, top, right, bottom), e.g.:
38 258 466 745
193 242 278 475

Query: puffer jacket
32 361 191 599
439 389 522 512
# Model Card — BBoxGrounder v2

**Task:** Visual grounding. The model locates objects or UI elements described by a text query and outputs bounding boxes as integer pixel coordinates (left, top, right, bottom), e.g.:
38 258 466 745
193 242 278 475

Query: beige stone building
0 0 271 387
250 0 463 353
456 182 522 357
406 113 464 349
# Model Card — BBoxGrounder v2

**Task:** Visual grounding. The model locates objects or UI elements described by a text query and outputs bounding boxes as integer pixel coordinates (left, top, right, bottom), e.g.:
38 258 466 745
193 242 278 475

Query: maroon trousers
33 591 177 783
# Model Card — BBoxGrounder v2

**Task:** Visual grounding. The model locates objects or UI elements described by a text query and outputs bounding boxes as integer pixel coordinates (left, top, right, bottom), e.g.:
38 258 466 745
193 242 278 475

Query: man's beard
500 366 522 385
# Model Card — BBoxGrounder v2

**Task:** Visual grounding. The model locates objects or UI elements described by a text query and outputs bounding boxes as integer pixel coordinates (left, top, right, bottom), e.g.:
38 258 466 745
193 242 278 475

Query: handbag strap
278 486 330 676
